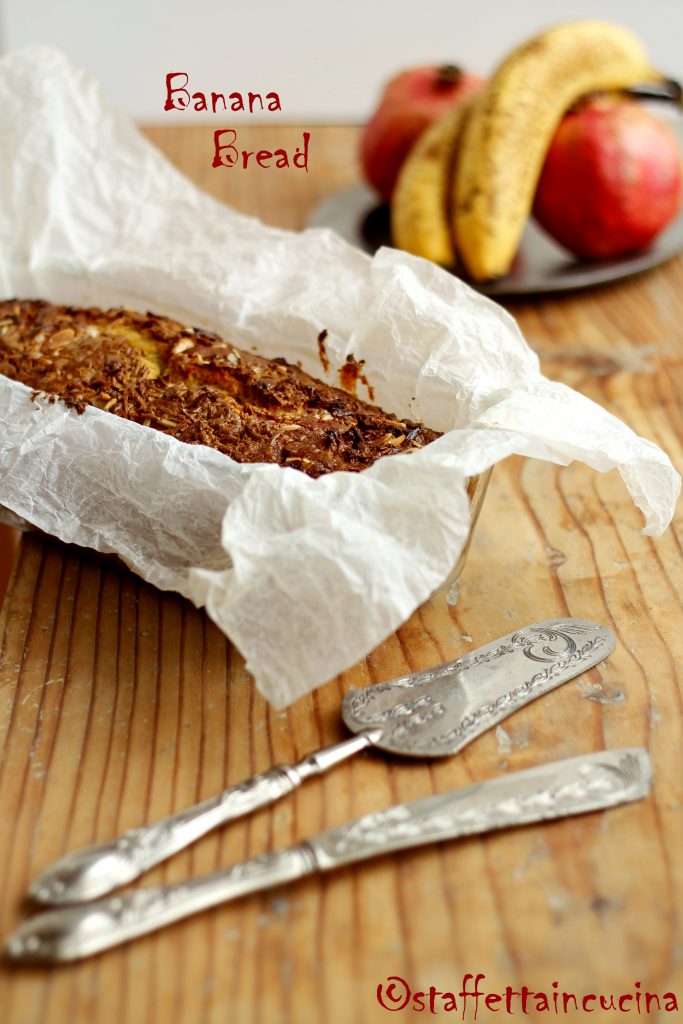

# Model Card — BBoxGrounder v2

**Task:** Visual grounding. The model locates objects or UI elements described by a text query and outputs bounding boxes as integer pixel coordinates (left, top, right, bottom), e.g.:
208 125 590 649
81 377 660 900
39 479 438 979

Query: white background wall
2 0 682 123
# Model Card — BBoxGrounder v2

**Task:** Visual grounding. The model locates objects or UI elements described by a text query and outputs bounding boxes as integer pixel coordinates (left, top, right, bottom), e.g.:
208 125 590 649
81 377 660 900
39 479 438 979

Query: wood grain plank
0 126 681 1024
0 525 19 606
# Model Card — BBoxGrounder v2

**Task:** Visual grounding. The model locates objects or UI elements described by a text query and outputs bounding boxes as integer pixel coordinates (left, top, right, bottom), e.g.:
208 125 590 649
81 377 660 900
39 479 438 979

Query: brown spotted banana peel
453 20 663 281
391 99 474 267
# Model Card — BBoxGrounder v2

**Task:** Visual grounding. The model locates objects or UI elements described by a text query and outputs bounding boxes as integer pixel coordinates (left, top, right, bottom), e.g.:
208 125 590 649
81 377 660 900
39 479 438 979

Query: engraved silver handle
30 730 379 905
7 748 649 963
9 845 318 963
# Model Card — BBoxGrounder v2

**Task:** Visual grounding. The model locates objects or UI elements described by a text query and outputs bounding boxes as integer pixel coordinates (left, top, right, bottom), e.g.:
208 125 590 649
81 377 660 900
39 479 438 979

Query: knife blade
5 748 649 962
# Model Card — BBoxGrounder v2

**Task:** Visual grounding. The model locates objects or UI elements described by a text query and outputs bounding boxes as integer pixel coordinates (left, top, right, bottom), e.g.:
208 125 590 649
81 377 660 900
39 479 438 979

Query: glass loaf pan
0 467 492 605
442 467 492 598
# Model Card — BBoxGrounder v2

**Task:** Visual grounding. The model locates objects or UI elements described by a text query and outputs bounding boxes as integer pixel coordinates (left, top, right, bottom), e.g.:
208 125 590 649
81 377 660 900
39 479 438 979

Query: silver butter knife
5 748 649 962
29 617 614 905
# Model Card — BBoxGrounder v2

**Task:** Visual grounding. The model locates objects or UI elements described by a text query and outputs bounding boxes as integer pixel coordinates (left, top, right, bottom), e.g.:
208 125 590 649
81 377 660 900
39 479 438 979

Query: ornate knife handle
30 730 378 906
10 845 318 963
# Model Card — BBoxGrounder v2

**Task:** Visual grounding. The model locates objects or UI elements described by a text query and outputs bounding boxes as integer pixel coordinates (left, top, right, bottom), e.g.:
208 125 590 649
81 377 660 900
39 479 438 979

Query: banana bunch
391 20 662 281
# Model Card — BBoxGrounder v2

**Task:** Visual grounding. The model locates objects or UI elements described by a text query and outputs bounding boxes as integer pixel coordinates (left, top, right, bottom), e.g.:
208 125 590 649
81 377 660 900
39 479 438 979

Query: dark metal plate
307 183 683 297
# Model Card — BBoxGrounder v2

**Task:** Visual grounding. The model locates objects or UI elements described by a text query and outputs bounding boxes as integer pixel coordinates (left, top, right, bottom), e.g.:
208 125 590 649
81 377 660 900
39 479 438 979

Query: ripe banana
453 20 662 280
391 100 473 266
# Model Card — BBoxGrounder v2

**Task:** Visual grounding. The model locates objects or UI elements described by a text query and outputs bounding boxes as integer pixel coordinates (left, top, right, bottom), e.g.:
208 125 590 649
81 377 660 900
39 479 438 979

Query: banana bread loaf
0 300 441 477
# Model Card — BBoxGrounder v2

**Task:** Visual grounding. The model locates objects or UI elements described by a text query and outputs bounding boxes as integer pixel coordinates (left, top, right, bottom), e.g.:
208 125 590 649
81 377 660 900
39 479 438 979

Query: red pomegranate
534 96 682 260
361 64 485 204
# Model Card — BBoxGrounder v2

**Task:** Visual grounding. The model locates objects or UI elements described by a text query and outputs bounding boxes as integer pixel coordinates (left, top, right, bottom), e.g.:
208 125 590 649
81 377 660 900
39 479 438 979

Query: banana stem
626 79 683 104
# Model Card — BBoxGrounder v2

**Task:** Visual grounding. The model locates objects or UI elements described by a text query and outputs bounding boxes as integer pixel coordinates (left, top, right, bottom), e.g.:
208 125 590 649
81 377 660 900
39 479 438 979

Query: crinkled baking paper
0 48 679 706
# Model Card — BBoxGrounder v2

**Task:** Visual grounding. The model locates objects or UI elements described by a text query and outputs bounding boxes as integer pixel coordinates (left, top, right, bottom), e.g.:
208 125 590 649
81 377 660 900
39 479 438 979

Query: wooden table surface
0 125 681 1024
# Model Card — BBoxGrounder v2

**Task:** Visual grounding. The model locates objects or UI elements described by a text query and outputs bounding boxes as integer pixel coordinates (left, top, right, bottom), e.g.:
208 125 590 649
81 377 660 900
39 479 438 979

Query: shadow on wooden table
0 525 20 606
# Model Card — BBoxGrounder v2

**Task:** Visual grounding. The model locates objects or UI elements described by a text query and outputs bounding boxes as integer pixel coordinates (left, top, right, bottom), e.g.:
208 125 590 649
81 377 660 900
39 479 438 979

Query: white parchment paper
0 48 679 706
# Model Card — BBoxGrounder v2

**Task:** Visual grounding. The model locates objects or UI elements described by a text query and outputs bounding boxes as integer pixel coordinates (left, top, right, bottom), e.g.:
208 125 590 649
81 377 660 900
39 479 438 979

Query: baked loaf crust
0 300 441 477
